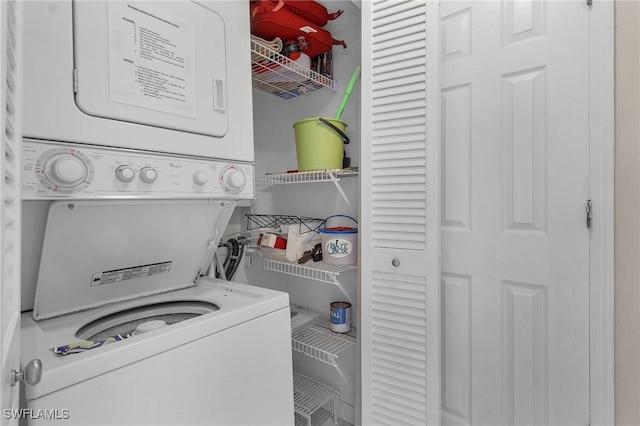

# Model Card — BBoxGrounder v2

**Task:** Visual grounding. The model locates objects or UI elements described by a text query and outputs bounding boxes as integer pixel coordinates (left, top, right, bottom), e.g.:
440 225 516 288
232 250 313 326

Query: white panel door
360 1 440 424
0 0 21 424
440 1 590 425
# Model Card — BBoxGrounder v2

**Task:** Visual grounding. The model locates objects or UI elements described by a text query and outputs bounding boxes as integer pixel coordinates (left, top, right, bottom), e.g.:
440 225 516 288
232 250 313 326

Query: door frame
588 1 615 425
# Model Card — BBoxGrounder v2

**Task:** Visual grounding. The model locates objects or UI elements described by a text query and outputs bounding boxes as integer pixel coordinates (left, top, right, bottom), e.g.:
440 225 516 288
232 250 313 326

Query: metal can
330 301 351 333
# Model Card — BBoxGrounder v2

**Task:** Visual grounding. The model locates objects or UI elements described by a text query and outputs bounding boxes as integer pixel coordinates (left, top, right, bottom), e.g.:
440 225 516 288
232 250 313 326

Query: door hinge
73 69 78 93
586 199 593 230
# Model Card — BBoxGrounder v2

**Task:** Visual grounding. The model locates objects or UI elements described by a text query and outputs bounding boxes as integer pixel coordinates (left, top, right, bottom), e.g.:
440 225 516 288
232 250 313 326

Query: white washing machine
19 141 295 425
21 281 294 426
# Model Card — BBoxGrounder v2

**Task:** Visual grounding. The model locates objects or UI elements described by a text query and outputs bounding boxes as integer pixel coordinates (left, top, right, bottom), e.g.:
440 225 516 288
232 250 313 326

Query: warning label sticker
91 261 172 287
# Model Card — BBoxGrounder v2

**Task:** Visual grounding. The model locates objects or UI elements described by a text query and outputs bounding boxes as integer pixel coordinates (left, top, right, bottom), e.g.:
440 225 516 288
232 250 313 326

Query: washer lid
33 199 235 320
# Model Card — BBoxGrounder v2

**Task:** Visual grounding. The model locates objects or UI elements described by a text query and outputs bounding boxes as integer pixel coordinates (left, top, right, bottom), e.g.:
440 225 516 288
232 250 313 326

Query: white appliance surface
21 279 294 426
20 140 255 200
32 198 236 320
20 141 293 424
21 0 254 162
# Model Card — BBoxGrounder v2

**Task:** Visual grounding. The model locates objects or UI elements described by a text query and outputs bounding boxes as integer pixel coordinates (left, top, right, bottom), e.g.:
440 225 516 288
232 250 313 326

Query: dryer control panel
21 140 254 200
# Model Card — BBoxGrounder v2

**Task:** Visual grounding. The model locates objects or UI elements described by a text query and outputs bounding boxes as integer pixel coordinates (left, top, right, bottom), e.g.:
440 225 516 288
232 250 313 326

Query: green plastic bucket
293 117 349 171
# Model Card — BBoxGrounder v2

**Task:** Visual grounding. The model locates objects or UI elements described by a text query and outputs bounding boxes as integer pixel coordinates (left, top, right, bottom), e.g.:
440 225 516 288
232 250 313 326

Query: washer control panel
22 140 254 199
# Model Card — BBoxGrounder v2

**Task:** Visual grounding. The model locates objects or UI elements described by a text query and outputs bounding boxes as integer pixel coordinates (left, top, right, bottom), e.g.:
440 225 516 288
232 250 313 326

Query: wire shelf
258 169 359 186
246 214 324 233
292 323 354 366
293 371 339 426
251 39 336 100
290 304 322 330
294 409 333 426
245 252 355 285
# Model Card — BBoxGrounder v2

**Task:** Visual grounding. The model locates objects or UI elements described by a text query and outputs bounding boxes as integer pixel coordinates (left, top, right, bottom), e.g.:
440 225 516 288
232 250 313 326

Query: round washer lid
32 199 235 320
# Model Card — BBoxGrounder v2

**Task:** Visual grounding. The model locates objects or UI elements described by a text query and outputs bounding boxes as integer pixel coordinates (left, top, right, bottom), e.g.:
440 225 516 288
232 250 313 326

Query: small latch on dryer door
213 77 226 113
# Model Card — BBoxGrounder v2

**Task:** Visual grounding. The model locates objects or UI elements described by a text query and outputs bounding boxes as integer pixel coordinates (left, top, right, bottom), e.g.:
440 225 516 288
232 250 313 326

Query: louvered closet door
360 1 440 425
0 0 21 420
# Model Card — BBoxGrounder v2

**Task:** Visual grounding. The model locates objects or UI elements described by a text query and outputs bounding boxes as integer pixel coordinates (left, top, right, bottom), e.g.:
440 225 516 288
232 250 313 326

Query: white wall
615 1 640 425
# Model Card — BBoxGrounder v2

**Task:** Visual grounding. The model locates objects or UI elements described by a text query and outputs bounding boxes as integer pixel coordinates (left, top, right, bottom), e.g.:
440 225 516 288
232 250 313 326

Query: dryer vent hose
215 235 247 280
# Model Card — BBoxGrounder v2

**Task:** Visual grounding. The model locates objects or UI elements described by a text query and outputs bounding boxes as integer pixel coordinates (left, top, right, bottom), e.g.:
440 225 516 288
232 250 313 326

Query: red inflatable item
251 0 347 59
252 0 343 27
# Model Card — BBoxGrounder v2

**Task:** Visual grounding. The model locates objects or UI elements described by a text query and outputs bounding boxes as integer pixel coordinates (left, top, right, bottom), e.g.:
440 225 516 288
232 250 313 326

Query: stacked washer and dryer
19 1 294 425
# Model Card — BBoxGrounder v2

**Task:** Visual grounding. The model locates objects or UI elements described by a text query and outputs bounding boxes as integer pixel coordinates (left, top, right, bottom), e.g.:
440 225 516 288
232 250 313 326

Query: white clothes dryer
21 0 254 162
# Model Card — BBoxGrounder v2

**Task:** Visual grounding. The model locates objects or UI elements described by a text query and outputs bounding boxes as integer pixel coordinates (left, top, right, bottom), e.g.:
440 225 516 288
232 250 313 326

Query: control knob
193 170 209 185
220 166 246 193
48 156 86 186
35 148 94 194
115 165 135 183
140 167 158 183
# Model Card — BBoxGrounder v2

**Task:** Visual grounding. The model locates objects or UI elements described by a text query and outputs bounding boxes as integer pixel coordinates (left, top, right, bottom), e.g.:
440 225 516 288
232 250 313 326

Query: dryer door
72 1 228 137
